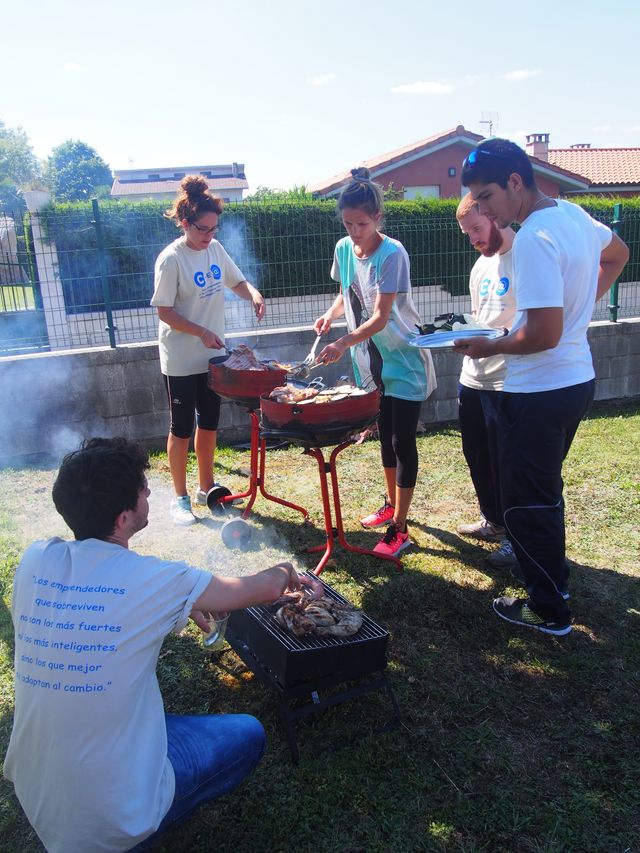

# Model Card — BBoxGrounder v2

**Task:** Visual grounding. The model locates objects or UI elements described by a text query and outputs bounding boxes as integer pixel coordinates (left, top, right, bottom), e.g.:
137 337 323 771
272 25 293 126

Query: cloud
307 73 336 87
503 68 542 81
592 124 612 132
63 62 83 72
391 80 452 95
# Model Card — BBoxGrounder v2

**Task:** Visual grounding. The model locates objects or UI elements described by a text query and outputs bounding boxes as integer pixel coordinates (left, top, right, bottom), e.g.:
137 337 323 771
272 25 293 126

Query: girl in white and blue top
314 168 436 558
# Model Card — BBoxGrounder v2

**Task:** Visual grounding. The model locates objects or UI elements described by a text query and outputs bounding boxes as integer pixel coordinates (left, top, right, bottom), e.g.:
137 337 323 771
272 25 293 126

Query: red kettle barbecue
260 386 380 448
259 387 403 574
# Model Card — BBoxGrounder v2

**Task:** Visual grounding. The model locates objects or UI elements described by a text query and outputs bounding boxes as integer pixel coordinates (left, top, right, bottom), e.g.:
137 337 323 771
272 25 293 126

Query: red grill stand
301 440 403 575
215 410 309 523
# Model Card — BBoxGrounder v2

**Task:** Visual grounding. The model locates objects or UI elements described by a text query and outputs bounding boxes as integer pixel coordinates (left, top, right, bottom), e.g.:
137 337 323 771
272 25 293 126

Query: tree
0 119 40 210
245 184 312 202
44 140 112 202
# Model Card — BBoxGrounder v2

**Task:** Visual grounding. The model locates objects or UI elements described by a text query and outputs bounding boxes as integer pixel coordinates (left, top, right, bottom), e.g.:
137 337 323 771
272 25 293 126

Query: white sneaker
171 495 196 526
194 487 209 506
456 516 504 542
457 517 505 542
486 539 518 568
194 484 225 506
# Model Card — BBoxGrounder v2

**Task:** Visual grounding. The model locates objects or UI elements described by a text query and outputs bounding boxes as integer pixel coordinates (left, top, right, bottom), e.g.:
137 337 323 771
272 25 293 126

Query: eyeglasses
191 222 219 235
463 148 514 169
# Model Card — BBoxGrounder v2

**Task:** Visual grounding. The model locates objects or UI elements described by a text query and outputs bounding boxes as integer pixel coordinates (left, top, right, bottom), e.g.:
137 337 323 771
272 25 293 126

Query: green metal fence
0 200 638 356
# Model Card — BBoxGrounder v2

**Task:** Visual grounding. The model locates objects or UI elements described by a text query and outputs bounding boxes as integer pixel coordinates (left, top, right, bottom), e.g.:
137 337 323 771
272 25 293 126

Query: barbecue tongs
289 334 322 379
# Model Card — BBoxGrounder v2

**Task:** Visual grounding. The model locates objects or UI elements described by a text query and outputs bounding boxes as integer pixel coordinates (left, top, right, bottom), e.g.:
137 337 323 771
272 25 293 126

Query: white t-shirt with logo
459 249 516 391
4 537 211 853
506 200 612 393
151 237 245 376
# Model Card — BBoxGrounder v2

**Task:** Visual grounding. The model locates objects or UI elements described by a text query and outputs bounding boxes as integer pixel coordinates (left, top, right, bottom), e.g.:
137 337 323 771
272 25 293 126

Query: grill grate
227 575 389 689
243 581 388 652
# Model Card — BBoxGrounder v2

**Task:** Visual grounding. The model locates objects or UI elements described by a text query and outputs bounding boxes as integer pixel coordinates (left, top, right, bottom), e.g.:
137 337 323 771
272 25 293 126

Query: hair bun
181 175 210 199
350 166 370 181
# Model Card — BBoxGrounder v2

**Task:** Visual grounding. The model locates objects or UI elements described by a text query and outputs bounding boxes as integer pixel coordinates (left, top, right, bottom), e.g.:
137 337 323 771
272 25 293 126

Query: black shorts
163 373 221 439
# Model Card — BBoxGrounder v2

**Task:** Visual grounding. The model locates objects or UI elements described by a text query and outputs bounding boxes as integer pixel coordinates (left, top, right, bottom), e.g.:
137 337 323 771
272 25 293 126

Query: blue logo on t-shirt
194 271 206 287
479 278 491 297
210 264 222 280
496 276 510 296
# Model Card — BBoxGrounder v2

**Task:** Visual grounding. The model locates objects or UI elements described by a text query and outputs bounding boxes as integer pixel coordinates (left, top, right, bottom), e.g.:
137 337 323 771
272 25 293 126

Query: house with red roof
309 126 640 200
527 133 640 197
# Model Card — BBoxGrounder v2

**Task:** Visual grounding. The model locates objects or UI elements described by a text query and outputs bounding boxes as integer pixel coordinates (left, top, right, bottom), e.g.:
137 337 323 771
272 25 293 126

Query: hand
190 609 211 632
314 315 331 335
452 336 495 358
317 340 347 365
274 561 299 592
252 293 266 320
200 329 225 349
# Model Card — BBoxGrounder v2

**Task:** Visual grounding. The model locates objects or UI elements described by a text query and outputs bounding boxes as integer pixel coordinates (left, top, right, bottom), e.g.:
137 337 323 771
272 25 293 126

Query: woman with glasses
151 175 265 525
314 168 436 558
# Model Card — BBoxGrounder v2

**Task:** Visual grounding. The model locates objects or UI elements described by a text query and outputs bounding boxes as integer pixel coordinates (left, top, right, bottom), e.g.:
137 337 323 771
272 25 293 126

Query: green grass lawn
1 400 639 852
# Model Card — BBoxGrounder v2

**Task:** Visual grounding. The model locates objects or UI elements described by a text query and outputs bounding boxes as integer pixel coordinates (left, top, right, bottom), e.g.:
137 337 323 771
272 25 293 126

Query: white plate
409 328 504 350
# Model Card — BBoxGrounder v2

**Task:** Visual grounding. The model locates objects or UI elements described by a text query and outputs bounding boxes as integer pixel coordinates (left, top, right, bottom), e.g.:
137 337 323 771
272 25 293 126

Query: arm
454 307 564 359
596 233 629 301
156 305 224 349
314 293 345 335
192 561 299 615
231 280 266 320
317 292 395 364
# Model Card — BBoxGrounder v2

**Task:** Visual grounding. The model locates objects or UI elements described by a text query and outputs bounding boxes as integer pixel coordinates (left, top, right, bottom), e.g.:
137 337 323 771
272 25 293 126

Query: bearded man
455 194 517 571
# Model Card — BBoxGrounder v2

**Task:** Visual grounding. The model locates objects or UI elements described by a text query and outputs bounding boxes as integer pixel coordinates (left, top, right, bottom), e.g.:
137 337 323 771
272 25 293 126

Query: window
404 185 440 200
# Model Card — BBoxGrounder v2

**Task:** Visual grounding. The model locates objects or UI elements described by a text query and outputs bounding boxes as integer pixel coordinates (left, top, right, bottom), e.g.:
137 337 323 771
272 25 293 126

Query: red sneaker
373 523 411 557
360 500 395 529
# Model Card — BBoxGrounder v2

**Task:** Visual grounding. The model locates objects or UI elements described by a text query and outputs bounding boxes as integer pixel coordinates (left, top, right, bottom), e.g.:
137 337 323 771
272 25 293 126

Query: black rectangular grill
227 580 389 689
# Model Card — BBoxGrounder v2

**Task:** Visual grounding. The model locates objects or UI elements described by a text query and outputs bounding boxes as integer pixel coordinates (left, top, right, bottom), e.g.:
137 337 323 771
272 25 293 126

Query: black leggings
377 396 422 488
163 373 221 439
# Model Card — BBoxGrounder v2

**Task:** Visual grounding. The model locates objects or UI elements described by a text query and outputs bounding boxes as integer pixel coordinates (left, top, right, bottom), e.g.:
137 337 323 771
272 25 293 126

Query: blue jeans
131 713 265 850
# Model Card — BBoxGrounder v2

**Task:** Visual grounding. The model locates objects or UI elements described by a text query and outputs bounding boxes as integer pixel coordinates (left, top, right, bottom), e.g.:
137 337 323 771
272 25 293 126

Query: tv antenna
480 112 499 137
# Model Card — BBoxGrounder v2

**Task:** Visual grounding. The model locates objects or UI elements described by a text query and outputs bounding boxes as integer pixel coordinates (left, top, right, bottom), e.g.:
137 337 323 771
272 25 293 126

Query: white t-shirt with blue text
151 237 245 376
4 537 211 853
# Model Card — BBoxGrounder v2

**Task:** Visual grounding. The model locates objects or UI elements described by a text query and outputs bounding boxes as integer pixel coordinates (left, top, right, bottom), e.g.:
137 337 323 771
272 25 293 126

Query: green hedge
35 196 640 312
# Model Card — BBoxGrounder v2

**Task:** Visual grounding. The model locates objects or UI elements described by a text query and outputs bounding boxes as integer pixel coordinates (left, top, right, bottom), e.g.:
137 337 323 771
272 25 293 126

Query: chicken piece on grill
269 384 319 403
275 602 318 637
275 594 363 638
225 344 266 371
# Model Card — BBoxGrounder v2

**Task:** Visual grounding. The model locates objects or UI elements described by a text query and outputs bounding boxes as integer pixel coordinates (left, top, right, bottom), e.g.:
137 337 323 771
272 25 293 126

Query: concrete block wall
0 320 638 465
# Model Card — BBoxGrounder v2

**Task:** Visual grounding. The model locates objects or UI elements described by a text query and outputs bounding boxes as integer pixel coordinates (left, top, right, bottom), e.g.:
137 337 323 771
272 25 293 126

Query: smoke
137 478 308 578
218 218 261 297
0 355 113 467
5 471 306 580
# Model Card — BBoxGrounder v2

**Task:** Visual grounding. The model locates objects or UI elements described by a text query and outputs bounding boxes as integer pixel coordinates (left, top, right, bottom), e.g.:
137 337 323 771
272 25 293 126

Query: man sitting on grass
4 437 302 853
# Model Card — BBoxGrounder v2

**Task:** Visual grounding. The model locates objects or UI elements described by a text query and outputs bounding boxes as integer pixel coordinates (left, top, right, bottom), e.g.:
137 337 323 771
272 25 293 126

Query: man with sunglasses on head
456 138 628 636
455 194 517 571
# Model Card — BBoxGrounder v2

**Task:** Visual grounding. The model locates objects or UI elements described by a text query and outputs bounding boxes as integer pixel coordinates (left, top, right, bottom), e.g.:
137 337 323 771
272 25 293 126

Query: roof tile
548 148 640 186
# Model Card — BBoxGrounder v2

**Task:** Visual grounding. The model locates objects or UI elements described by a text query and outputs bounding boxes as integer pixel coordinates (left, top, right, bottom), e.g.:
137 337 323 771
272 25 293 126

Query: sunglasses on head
463 148 514 169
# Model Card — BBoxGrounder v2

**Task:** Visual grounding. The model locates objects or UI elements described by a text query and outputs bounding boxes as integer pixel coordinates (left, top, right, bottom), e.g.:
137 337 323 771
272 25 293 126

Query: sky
2 0 639 191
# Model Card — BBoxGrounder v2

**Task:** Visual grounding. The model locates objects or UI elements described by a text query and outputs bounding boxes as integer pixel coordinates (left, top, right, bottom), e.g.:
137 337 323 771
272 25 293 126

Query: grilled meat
275 594 363 638
269 384 320 403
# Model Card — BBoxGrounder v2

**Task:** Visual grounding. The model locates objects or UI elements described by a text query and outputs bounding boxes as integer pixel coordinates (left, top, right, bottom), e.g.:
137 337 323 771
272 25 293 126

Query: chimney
570 143 591 149
525 133 550 162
